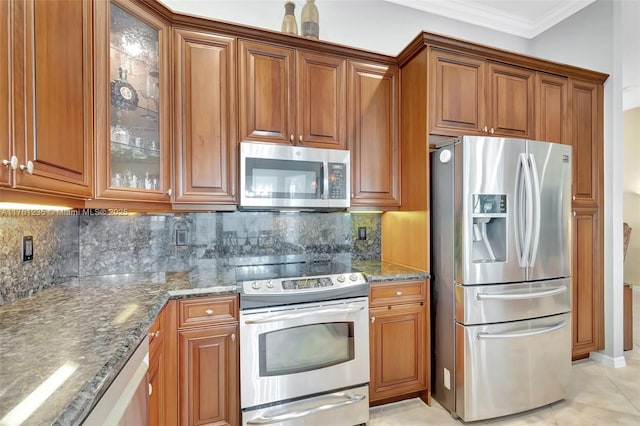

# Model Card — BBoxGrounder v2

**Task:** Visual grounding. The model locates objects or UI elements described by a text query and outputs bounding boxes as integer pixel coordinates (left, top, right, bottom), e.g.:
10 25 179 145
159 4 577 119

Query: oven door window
259 322 354 376
245 158 322 199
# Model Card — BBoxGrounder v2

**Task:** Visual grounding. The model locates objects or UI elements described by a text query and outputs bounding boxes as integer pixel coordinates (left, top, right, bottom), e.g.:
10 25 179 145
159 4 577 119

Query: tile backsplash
0 211 381 305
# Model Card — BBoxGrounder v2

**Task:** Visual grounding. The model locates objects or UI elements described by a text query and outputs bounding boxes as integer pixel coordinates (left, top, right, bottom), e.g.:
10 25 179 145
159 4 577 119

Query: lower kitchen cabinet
149 306 167 426
177 296 239 426
369 280 429 404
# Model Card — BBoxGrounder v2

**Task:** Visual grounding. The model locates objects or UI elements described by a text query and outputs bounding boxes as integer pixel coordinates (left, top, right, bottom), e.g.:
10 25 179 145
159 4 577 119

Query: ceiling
385 0 640 110
384 0 595 38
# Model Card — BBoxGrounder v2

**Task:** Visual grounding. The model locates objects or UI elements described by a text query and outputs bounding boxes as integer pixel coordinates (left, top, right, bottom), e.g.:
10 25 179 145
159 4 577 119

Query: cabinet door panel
535 73 569 144
429 49 485 135
0 0 10 186
239 41 294 144
297 51 346 148
369 303 427 402
570 80 601 206
179 325 238 426
572 208 603 359
489 63 535 138
348 61 400 207
173 29 236 205
13 0 92 196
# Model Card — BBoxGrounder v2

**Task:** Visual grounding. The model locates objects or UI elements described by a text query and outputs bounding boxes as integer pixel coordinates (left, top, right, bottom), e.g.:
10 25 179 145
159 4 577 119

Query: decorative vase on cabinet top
301 0 319 39
281 1 298 35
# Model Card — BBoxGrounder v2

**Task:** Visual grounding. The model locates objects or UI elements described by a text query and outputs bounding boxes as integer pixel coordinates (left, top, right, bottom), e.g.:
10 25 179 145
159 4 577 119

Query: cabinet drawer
178 295 238 328
370 280 427 307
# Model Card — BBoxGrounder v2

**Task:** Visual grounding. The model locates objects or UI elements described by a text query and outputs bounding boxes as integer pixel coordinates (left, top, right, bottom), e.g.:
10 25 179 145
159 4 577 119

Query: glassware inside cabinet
109 3 161 190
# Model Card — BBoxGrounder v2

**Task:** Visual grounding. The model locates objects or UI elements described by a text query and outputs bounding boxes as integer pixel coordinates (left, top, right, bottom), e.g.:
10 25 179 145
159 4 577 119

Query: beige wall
623 107 640 284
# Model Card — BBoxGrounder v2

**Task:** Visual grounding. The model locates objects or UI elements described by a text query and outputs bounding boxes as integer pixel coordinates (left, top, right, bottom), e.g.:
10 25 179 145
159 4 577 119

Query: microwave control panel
327 163 347 199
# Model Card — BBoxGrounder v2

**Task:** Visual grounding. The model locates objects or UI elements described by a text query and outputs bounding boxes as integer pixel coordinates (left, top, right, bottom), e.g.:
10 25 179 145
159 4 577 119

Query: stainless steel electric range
237 256 370 426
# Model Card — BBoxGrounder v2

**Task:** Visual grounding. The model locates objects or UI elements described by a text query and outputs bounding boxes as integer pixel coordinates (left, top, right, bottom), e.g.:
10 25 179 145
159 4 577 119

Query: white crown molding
384 0 595 39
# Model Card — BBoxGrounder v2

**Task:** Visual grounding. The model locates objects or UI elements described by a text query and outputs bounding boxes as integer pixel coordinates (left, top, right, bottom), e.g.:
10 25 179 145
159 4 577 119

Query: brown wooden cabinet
535 73 569 144
177 295 239 426
92 0 172 206
348 60 400 208
238 40 346 148
429 48 535 139
1 0 93 201
0 0 10 187
369 280 429 404
172 29 237 207
569 78 604 360
572 207 603 358
149 306 167 426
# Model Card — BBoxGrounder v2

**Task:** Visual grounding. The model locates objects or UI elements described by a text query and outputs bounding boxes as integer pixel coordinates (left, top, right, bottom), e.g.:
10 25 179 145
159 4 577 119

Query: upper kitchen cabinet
535 72 569 144
0 0 10 188
570 79 602 207
92 0 171 205
348 60 400 208
238 40 347 149
429 48 535 139
1 0 93 201
172 29 237 208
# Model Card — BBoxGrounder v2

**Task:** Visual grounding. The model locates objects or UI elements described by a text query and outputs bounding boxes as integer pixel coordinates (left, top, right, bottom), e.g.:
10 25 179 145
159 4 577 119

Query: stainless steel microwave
239 141 350 210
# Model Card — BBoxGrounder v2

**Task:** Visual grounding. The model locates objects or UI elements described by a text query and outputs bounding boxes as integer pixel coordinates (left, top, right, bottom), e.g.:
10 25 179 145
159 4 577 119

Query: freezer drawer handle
477 321 567 340
246 392 366 424
244 306 365 324
476 285 568 301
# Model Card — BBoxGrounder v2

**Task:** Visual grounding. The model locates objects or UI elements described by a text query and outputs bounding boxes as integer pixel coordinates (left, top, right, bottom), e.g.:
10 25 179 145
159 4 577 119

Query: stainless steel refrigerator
430 136 572 421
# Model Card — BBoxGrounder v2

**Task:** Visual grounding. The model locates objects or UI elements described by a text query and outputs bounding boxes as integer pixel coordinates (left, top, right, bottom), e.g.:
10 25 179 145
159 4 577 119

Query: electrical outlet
357 227 367 240
22 235 33 262
175 229 188 246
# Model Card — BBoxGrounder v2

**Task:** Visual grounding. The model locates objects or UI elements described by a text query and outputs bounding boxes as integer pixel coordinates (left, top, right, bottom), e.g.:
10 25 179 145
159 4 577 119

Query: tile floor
370 287 640 425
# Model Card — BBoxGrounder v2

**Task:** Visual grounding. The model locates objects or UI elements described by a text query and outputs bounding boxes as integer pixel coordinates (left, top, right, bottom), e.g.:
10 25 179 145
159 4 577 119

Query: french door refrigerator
430 136 572 421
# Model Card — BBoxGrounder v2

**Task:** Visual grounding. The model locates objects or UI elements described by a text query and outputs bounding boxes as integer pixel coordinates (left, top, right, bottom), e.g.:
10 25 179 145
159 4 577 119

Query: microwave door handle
320 163 326 199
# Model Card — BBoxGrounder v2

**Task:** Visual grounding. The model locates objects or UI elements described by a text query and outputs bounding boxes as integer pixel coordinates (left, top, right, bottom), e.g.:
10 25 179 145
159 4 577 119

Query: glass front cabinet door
94 0 171 203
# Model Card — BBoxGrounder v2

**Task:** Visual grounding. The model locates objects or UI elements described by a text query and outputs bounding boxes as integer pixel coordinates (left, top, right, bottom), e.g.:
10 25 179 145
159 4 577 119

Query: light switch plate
22 235 33 262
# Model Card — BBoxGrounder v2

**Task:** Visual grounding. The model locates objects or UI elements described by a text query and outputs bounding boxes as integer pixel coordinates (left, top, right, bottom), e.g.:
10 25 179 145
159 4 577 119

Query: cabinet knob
205 308 214 316
166 188 172 197
298 135 303 143
573 211 576 217
19 160 34 175
231 333 236 342
149 330 160 339
489 128 495 135
290 134 294 143
482 126 488 133
1 156 18 170
396 291 403 296
148 383 153 396
572 195 576 201
370 316 376 324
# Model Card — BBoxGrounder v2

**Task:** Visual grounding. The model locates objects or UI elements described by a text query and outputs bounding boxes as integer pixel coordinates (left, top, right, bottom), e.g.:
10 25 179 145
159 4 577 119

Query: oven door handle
245 392 366 425
243 306 365 324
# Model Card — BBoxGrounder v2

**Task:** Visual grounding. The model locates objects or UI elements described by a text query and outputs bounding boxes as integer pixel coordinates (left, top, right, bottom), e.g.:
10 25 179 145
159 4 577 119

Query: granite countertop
354 260 430 283
0 260 428 425
0 268 238 426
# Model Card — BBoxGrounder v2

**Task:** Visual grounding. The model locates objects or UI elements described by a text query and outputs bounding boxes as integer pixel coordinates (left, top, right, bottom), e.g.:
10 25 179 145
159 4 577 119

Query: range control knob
349 274 360 282
336 275 346 283
266 280 274 288
251 281 261 290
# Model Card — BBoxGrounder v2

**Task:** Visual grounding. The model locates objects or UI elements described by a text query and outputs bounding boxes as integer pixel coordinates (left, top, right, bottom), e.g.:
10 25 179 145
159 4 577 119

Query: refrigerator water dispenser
471 194 506 263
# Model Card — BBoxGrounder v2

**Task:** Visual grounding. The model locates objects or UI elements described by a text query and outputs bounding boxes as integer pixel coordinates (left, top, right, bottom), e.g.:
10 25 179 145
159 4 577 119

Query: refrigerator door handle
528 153 542 268
515 153 533 268
476 285 568 301
477 321 567 340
